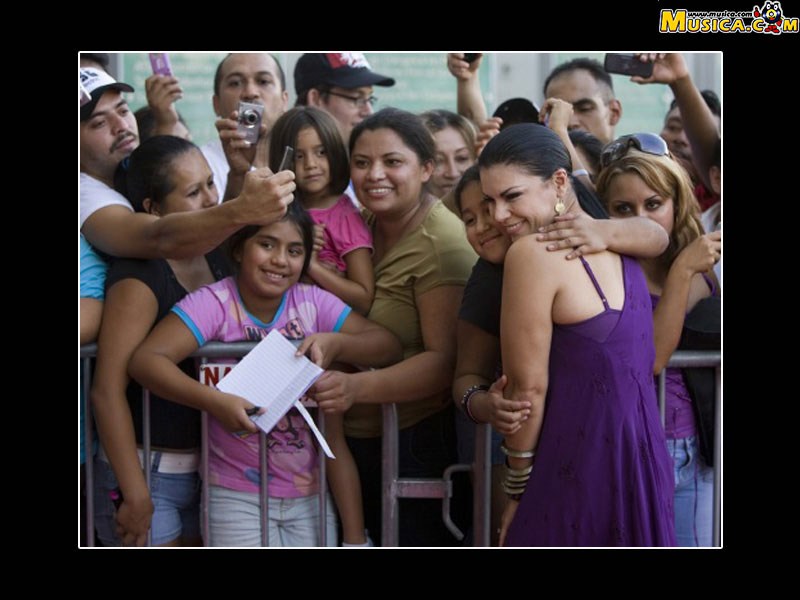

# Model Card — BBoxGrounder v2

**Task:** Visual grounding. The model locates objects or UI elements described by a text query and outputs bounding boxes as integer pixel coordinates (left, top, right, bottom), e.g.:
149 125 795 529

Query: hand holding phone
278 145 294 172
604 53 654 78
149 53 173 77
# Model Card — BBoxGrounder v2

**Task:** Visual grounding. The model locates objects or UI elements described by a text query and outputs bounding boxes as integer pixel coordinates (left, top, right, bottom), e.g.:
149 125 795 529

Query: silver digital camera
237 101 264 145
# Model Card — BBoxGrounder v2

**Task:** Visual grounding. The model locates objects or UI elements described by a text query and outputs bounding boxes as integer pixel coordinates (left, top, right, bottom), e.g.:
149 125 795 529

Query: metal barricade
80 341 330 548
80 346 721 548
657 350 722 547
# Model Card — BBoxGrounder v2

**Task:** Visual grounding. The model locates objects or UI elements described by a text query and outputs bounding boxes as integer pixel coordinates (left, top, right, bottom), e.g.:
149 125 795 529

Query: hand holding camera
237 101 264 146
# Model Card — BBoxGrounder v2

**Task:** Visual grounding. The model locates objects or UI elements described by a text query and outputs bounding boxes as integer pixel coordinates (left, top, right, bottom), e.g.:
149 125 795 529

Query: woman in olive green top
310 108 477 546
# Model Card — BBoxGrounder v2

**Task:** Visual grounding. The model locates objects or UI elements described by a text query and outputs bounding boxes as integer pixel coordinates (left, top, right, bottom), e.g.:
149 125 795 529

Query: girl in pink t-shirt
269 107 374 316
130 206 401 546
269 108 377 545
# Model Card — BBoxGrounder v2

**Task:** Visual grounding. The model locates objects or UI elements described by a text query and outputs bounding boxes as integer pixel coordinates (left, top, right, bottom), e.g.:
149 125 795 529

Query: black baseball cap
294 53 395 97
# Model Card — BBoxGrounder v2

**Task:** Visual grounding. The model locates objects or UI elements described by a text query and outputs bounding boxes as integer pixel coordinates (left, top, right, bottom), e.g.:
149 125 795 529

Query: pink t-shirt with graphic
307 194 373 273
173 277 351 497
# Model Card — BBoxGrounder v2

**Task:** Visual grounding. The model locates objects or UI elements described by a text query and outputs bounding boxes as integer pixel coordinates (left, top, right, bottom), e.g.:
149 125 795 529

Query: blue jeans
207 486 338 547
93 456 201 546
668 436 714 547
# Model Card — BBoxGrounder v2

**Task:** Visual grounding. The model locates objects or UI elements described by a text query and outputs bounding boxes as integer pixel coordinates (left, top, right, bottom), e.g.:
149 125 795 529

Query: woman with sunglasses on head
595 133 720 547
481 124 676 547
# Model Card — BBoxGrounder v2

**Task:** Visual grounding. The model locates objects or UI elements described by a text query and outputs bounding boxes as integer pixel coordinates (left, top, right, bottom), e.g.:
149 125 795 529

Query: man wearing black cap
79 66 296 261
295 53 394 143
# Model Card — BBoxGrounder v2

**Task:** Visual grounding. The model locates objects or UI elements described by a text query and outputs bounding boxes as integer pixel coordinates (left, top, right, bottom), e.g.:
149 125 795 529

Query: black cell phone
603 53 654 78
278 146 294 171
463 53 480 64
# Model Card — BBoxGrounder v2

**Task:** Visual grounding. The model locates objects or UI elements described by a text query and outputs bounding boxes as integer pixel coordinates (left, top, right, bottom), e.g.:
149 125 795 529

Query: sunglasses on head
600 133 669 169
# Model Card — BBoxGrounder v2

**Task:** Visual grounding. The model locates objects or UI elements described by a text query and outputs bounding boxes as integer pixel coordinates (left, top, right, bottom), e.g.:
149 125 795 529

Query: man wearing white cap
79 66 295 260
294 53 395 144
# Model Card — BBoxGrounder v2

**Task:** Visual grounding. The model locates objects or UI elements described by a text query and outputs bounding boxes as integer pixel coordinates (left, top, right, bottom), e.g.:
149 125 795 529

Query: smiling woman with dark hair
479 124 675 547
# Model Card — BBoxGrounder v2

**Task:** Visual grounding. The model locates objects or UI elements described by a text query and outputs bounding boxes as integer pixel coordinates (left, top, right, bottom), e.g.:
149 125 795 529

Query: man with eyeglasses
294 53 395 144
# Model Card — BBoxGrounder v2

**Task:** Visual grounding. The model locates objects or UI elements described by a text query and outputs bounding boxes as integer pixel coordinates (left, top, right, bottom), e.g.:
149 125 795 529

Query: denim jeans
93 456 201 546
667 435 714 547
207 485 338 547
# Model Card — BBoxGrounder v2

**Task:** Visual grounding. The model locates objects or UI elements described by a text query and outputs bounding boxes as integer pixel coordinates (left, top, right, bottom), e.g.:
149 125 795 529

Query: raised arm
144 74 185 138
540 98 593 189
652 231 721 372
82 169 295 260
448 53 488 127
90 279 159 546
633 53 720 190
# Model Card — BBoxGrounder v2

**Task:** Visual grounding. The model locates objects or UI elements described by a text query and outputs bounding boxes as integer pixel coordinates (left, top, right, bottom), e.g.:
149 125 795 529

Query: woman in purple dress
479 125 675 547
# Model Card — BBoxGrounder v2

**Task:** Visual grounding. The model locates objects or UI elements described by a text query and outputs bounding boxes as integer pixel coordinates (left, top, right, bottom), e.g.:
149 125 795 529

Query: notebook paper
216 329 334 458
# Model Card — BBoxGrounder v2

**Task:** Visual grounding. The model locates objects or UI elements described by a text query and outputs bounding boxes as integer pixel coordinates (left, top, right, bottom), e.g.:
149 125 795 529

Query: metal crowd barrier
657 350 722 547
81 346 720 548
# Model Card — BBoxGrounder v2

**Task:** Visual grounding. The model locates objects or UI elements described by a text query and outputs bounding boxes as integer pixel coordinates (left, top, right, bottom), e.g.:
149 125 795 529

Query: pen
245 406 260 417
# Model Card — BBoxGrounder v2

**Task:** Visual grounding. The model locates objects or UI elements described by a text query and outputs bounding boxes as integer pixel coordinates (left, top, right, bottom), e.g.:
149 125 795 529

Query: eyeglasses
600 133 669 169
324 90 378 109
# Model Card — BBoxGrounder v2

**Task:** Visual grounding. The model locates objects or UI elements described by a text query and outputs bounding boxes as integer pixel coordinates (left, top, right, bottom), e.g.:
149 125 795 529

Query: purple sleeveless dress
504 255 676 547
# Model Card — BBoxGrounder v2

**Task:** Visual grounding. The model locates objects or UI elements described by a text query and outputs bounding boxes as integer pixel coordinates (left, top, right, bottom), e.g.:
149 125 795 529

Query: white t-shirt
200 139 229 202
79 172 133 229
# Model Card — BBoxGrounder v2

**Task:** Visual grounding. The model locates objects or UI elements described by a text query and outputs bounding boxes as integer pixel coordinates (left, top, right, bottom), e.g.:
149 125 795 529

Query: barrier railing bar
200 357 210 547
80 345 720 548
142 389 152 547
713 365 721 547
82 356 95 547
472 423 491 547
259 431 270 547
317 411 327 547
381 403 399 547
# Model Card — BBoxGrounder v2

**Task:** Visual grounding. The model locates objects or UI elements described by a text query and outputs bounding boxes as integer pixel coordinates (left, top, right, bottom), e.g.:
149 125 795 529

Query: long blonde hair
596 148 703 270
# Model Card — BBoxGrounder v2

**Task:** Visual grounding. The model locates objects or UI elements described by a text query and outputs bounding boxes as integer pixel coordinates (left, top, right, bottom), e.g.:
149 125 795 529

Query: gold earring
554 196 566 216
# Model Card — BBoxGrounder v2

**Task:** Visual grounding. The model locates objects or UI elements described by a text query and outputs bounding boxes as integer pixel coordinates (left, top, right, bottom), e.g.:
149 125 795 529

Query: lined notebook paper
216 329 334 458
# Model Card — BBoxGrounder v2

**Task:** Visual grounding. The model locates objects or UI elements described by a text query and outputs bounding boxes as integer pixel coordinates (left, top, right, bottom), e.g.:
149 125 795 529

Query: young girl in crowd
129 205 401 547
91 136 230 546
268 107 376 546
595 134 721 546
269 107 374 315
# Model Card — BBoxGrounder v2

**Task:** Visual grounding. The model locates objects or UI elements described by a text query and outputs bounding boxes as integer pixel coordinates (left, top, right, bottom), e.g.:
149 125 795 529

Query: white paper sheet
216 330 334 458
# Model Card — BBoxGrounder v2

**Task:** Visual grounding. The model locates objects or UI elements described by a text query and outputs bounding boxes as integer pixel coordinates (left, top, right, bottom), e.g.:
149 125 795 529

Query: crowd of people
79 51 721 548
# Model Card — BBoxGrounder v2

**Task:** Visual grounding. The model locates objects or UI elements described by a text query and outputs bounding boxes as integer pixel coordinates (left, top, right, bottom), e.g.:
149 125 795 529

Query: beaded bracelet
461 384 488 424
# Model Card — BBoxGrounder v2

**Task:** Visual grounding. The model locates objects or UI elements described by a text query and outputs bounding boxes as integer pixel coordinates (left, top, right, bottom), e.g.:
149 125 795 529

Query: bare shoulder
505 235 568 272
